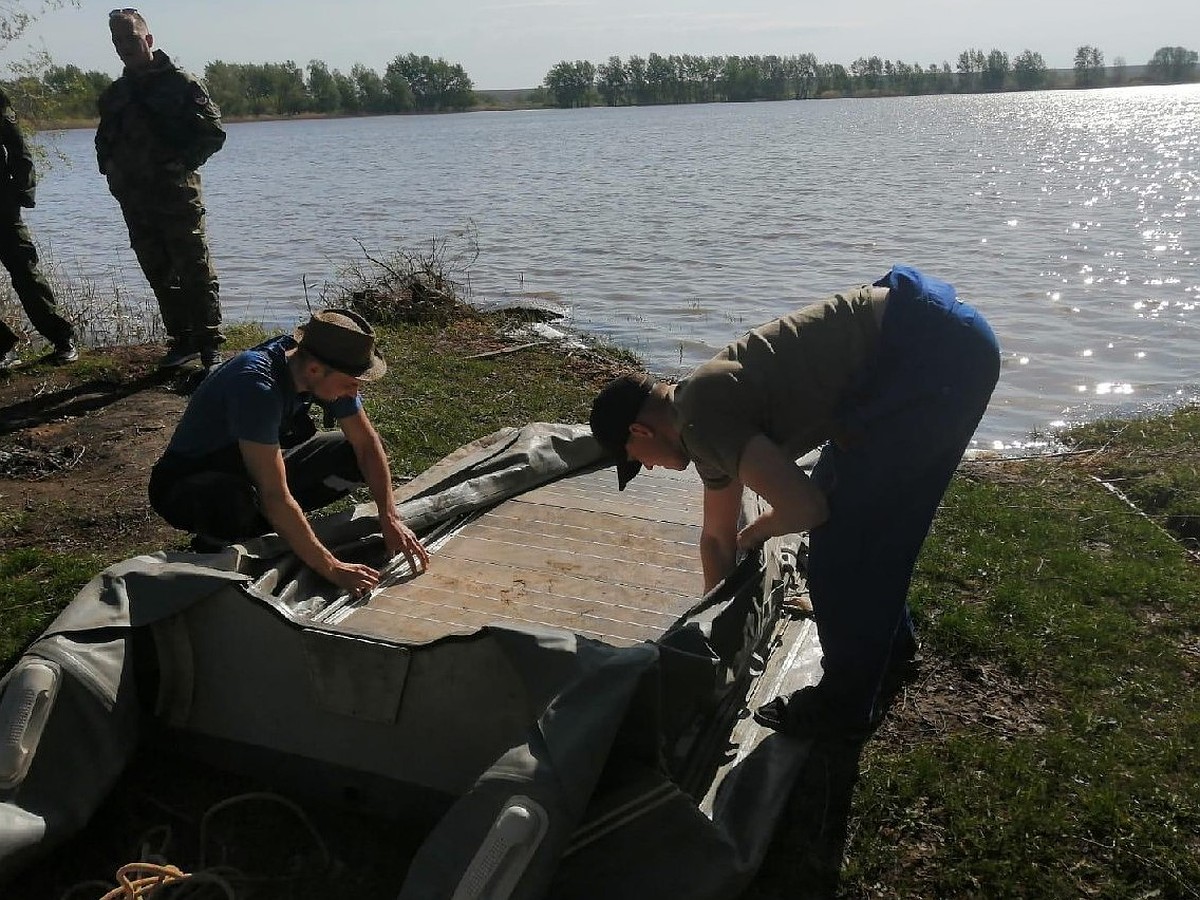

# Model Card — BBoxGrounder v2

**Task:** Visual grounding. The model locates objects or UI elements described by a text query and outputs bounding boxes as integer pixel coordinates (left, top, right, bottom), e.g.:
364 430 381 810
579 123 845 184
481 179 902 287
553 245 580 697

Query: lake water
29 85 1200 450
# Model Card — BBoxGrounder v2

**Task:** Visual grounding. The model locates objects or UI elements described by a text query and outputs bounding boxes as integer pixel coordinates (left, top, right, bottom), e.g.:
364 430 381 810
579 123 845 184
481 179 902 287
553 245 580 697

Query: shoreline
33 76 1199 132
36 105 523 133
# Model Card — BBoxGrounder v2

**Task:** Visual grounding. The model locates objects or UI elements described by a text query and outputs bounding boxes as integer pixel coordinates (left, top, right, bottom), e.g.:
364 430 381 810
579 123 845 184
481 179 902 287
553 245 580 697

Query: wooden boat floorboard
336 467 706 647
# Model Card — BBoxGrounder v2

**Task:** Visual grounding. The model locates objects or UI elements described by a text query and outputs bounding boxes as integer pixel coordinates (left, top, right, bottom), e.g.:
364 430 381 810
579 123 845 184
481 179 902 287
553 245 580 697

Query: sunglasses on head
108 7 138 16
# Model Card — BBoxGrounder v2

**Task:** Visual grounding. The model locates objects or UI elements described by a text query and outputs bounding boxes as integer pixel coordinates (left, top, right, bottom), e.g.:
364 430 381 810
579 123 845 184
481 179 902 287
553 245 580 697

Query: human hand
326 561 381 596
736 519 766 555
382 517 430 575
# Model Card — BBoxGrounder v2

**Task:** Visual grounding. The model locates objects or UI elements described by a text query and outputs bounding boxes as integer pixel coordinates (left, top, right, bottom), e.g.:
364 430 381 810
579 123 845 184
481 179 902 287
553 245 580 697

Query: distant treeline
204 55 475 116
4 53 477 125
540 45 1200 107
4 44 1197 126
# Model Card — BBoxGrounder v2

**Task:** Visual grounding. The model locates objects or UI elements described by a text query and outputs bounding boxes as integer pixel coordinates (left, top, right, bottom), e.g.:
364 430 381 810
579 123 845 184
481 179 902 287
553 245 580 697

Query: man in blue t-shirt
149 308 428 594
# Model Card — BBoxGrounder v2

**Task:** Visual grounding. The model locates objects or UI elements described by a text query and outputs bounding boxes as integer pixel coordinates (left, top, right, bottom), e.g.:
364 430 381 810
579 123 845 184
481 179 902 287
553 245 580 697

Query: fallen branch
1093 476 1200 565
465 341 549 360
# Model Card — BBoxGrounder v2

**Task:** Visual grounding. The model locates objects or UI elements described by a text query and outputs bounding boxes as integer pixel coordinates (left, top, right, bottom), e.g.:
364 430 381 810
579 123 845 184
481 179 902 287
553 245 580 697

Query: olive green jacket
0 86 37 209
95 50 226 194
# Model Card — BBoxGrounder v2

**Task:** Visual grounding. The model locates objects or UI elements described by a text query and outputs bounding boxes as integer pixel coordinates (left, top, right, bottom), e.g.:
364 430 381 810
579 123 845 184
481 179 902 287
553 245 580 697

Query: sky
5 0 1199 90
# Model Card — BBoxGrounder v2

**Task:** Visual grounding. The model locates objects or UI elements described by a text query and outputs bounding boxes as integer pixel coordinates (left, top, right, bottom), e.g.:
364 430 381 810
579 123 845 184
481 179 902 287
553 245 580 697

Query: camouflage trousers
0 209 74 352
113 171 223 349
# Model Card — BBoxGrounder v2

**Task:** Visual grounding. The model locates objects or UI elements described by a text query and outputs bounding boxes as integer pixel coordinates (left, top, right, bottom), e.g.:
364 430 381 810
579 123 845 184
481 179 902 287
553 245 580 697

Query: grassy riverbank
762 415 1200 898
1 286 1197 896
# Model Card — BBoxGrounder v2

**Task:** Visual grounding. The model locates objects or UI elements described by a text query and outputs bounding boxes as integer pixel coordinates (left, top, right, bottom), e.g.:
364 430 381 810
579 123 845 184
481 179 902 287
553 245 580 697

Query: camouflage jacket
96 50 226 192
0 86 37 209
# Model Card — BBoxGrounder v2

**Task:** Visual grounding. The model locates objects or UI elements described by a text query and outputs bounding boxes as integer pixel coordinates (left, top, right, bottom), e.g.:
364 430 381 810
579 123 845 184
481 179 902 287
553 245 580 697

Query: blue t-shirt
166 335 363 458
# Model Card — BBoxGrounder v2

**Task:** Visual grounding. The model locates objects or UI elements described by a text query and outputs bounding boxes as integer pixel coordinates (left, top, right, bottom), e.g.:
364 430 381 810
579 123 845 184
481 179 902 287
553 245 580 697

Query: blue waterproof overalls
806 265 1001 726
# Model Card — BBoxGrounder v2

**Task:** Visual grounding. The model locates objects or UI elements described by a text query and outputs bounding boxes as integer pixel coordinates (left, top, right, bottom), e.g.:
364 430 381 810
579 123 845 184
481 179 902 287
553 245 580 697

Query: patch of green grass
916 466 1198 678
223 321 270 350
0 347 137 384
0 548 107 665
1065 406 1200 550
839 445 1200 899
849 728 1199 896
0 507 30 535
365 322 611 478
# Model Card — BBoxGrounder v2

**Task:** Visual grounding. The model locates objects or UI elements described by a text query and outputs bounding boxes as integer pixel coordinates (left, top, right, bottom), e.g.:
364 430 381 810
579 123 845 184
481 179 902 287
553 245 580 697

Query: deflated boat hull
0 424 823 898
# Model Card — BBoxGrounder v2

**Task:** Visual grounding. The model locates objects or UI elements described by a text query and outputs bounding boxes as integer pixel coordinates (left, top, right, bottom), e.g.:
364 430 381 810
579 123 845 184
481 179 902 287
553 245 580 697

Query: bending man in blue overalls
588 266 1001 739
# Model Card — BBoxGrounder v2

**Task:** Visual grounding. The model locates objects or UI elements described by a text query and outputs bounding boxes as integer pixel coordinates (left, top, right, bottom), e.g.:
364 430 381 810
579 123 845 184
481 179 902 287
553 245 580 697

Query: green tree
382 59 415 112
721 56 761 101
645 52 676 104
924 63 941 93
761 54 787 99
904 60 928 94
352 63 388 113
203 61 248 116
794 53 817 99
306 59 341 114
332 69 361 113
270 61 308 115
438 59 477 110
1 1 82 124
596 55 627 106
385 54 475 112
36 64 110 118
956 48 986 92
1012 49 1048 91
1074 45 1105 88
1147 46 1198 83
697 56 724 101
40 62 82 95
677 54 703 102
814 62 850 96
982 49 1009 90
626 55 648 104
241 64 274 115
849 55 885 93
939 61 954 92
542 60 595 108
211 62 309 116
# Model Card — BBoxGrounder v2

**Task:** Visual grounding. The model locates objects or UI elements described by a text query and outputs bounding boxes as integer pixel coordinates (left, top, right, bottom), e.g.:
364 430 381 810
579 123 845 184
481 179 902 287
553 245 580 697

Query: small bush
321 226 480 327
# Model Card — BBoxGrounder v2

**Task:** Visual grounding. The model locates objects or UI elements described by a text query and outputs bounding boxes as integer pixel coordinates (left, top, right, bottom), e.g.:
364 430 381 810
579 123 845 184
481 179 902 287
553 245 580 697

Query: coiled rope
59 791 331 899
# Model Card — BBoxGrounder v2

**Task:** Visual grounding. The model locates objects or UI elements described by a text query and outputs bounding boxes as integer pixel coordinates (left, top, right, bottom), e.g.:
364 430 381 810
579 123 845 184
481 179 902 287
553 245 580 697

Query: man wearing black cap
149 308 428 593
589 266 1000 740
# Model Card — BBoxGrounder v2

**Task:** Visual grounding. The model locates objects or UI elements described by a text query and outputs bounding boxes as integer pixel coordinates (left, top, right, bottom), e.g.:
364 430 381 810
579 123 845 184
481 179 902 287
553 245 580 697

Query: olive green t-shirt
673 286 885 489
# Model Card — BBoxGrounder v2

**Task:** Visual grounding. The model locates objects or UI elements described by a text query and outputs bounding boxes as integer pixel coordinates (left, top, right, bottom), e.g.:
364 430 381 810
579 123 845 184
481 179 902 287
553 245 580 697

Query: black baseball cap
588 374 653 490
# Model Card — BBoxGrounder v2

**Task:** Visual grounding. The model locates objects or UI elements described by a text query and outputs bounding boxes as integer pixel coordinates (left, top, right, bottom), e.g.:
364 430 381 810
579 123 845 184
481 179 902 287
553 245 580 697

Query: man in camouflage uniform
97 9 226 370
0 86 77 369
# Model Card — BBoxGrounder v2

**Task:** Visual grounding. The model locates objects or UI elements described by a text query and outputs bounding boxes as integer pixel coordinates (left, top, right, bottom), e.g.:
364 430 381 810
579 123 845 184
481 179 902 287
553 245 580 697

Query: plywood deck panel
335 466 706 647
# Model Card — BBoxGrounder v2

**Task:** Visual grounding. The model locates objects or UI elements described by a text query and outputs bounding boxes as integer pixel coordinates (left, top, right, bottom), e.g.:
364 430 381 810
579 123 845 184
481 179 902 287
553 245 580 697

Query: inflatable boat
0 424 821 898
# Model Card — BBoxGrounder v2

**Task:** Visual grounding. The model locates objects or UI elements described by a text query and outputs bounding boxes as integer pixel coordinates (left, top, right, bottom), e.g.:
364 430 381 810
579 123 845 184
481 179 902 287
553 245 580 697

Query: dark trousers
806 284 1001 726
149 432 364 542
114 172 222 349
0 212 73 352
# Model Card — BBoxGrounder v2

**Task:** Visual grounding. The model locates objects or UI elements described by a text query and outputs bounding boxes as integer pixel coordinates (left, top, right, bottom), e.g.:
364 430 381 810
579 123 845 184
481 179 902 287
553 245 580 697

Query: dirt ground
0 345 193 555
